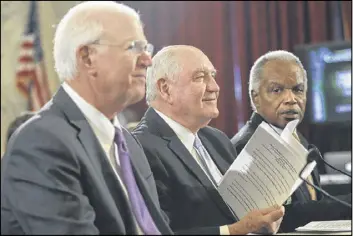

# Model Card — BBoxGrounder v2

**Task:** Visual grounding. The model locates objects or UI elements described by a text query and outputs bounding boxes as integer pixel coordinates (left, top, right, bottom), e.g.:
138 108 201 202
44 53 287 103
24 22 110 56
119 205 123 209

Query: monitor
295 41 352 124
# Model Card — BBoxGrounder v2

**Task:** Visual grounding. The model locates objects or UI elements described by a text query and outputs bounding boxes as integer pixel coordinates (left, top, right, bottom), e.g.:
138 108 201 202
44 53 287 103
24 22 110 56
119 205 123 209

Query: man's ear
77 45 91 66
251 90 260 110
77 45 97 77
157 78 173 104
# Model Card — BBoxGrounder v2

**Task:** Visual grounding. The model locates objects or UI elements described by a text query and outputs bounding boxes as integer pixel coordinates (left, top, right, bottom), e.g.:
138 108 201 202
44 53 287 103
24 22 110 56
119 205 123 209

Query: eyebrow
268 81 304 87
193 68 217 75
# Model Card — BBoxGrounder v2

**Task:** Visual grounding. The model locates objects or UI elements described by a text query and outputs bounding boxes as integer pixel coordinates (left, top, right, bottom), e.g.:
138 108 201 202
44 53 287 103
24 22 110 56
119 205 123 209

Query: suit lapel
168 136 214 188
167 135 235 220
249 112 266 129
146 108 235 221
199 135 230 174
53 87 135 233
77 123 138 233
53 87 111 175
123 129 171 234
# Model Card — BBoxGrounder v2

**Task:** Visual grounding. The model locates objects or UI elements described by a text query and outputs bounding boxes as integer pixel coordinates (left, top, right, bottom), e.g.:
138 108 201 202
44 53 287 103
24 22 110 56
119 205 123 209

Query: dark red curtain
122 1 351 138
341 1 352 41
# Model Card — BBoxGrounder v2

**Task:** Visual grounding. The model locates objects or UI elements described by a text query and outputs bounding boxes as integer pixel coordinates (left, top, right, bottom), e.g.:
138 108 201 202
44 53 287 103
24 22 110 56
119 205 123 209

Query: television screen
295 41 352 124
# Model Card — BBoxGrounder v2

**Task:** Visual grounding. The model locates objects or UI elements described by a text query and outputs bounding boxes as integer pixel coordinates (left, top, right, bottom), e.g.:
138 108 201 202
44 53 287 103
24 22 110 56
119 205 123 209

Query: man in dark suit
1 2 172 234
231 50 351 232
6 111 35 146
133 45 285 235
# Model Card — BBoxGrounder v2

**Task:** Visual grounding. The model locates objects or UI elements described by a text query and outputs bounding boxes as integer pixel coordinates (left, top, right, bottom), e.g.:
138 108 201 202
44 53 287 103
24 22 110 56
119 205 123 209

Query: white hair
146 45 185 105
249 50 307 110
53 1 140 81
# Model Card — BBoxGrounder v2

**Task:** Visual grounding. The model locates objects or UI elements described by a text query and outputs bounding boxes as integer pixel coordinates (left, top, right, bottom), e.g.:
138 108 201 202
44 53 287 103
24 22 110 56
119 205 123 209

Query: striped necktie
193 136 223 186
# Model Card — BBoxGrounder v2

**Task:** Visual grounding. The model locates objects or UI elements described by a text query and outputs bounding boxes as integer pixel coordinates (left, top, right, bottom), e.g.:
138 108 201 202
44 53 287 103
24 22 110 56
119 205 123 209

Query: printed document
296 220 352 232
218 119 316 220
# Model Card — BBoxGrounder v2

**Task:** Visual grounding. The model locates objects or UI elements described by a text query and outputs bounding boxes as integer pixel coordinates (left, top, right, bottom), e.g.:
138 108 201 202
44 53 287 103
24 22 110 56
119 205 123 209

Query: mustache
280 109 300 115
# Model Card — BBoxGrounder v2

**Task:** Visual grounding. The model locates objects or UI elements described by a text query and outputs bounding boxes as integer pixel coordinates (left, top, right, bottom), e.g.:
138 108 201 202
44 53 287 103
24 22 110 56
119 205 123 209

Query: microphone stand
308 144 351 178
299 149 352 208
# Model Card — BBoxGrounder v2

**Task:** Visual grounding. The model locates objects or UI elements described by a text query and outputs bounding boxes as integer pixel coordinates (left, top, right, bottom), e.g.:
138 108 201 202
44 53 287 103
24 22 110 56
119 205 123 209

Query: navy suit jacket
133 108 237 235
1 87 173 235
231 112 351 232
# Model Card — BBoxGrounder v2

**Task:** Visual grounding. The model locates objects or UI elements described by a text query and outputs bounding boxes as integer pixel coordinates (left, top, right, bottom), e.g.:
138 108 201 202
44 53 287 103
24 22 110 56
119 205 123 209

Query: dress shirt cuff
220 225 230 235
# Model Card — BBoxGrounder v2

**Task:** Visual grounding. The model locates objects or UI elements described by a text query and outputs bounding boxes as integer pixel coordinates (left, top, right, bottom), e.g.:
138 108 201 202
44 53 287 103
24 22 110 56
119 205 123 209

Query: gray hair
249 50 307 110
53 1 140 81
146 45 185 105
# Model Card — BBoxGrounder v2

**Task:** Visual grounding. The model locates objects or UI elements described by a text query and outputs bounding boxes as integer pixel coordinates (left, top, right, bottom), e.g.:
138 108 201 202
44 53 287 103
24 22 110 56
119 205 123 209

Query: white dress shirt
62 82 143 234
154 109 230 235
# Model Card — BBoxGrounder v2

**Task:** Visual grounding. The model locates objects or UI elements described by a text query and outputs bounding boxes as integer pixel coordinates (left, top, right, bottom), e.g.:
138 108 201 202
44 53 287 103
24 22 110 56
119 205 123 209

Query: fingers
260 206 285 234
270 217 284 234
258 204 281 215
264 206 285 222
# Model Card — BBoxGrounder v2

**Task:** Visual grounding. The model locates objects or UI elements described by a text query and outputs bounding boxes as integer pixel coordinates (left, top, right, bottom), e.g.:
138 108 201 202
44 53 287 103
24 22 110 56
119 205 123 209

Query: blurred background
1 1 351 194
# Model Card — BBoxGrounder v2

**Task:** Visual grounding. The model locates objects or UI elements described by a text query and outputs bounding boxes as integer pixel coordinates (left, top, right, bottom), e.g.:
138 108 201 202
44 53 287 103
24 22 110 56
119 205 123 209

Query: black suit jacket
231 112 351 232
1 87 172 235
132 108 237 235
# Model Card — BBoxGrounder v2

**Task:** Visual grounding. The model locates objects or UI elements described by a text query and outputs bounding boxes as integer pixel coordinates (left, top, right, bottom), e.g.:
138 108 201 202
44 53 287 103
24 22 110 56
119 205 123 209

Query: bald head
146 45 212 104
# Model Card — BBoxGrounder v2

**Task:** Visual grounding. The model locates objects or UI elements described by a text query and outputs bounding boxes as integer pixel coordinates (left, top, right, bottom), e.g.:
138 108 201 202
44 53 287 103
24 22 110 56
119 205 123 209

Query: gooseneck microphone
307 144 351 178
299 147 352 208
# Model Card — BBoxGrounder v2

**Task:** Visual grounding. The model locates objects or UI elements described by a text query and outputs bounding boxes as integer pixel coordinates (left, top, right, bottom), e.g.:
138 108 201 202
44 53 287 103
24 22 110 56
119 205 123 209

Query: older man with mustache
231 50 352 232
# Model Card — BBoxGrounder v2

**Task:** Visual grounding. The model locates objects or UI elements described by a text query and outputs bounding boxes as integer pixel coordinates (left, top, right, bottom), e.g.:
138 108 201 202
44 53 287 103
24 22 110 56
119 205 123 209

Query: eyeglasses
91 40 154 56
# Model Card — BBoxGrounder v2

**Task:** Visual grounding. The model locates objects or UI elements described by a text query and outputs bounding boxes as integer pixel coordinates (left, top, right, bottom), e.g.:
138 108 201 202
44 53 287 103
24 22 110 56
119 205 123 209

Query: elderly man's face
85 13 152 110
169 49 220 128
252 60 307 128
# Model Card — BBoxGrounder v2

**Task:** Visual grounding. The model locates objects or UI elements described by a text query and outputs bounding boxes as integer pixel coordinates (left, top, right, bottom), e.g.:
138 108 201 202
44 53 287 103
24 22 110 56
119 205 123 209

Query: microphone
299 148 352 208
307 144 351 178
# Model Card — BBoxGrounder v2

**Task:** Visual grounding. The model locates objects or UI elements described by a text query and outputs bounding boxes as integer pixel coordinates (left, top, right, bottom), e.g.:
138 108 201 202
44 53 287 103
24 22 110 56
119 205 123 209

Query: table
277 232 351 235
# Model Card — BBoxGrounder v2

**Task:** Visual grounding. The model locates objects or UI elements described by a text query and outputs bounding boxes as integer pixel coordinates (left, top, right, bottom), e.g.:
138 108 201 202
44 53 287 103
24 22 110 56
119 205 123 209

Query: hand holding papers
218 119 316 220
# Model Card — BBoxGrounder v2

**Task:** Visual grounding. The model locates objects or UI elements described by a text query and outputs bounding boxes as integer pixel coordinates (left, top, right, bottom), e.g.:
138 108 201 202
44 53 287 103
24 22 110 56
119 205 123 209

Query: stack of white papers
296 220 352 232
218 119 316 220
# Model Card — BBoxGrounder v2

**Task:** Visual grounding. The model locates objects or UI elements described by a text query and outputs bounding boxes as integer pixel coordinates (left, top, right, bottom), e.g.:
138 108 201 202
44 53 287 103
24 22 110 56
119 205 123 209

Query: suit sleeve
2 122 99 235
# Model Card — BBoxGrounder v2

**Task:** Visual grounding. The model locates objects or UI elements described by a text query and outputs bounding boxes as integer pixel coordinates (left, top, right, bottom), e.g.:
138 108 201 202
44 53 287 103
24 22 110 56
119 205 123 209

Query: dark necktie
114 127 161 235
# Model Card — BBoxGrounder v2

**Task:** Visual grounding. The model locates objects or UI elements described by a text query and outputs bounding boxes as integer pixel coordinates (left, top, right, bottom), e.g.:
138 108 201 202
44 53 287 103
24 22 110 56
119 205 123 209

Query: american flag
16 1 51 111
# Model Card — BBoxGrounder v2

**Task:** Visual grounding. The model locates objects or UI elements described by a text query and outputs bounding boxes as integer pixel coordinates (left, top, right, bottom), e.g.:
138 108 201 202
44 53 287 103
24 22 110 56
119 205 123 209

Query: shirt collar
154 108 196 153
272 125 284 135
62 82 122 148
268 122 298 137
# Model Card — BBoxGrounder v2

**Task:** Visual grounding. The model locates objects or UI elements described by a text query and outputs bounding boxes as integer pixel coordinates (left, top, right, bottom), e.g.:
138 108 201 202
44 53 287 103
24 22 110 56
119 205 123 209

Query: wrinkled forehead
261 60 305 85
178 48 215 73
100 12 145 42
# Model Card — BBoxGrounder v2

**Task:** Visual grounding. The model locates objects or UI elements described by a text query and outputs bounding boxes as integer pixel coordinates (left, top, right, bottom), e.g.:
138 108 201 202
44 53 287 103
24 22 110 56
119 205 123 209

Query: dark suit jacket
1 87 172 235
231 112 351 232
132 108 237 235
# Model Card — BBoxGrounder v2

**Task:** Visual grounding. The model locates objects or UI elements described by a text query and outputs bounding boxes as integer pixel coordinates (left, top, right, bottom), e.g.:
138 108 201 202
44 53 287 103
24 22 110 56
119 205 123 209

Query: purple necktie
114 127 161 235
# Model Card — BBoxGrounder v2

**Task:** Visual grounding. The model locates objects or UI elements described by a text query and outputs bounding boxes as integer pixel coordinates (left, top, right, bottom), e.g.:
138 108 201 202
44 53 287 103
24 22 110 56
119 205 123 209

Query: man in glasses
132 45 285 235
1 1 172 235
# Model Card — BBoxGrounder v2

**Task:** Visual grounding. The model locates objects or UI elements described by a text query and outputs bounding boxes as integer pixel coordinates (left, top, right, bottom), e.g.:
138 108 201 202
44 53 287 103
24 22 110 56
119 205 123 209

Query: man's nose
138 52 152 67
283 89 297 105
207 77 220 93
